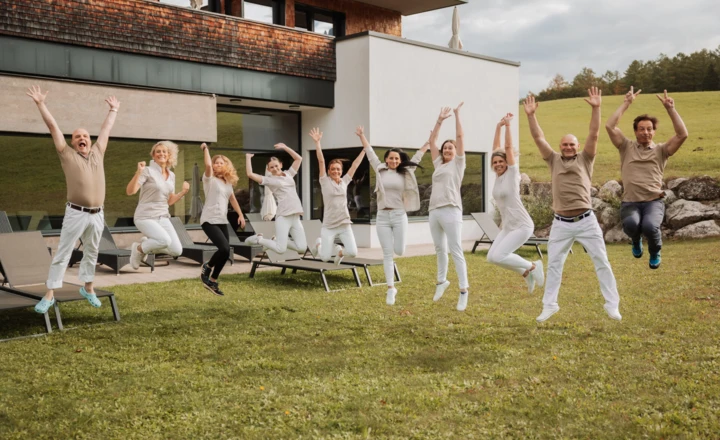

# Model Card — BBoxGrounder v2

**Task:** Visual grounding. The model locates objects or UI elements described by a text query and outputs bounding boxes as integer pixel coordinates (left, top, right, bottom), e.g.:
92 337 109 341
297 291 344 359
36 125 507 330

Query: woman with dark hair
309 127 366 265
356 125 428 306
244 144 307 254
199 143 246 296
428 103 470 311
488 113 544 293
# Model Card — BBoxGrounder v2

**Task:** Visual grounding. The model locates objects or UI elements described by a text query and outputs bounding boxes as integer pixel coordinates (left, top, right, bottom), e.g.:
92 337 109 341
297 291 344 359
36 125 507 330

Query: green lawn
518 91 720 184
1 239 719 438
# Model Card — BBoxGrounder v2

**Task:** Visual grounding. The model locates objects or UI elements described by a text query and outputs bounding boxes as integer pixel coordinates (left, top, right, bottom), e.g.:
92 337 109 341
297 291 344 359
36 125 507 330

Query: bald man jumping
523 87 621 323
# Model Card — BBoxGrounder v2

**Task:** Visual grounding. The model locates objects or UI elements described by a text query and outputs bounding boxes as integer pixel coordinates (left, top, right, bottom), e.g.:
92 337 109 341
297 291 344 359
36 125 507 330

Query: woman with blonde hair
126 140 189 270
244 143 307 254
487 113 544 294
309 127 365 265
199 143 246 296
427 103 470 311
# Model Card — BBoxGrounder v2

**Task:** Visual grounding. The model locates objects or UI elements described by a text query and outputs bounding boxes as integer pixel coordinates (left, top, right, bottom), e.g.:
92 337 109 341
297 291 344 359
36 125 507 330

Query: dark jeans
620 200 665 254
201 222 230 280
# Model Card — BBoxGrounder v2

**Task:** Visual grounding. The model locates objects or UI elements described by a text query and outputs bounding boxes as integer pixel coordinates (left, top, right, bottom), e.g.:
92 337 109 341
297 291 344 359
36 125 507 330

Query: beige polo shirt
545 150 594 213
58 143 105 208
619 138 670 202
134 161 175 221
261 167 303 217
319 174 353 229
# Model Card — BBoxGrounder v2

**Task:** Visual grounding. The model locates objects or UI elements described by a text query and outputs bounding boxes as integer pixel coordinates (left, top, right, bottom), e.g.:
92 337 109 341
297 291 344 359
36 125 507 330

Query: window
1 106 300 234
294 4 345 37
241 0 285 25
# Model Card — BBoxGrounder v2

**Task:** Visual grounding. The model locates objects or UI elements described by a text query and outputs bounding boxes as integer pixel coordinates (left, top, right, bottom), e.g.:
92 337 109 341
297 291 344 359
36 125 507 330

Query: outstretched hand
438 106 452 121
656 89 675 109
26 85 48 104
309 127 323 142
274 143 288 150
523 94 538 115
201 143 208 151
501 112 514 126
584 86 602 107
453 102 464 115
105 96 120 111
624 86 641 105
355 126 364 137
246 153 255 159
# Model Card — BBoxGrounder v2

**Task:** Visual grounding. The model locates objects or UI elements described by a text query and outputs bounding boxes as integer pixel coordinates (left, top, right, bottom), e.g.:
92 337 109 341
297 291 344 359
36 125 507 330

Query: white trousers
376 209 407 286
487 226 534 275
543 212 620 309
135 217 182 257
318 224 358 262
258 214 307 254
46 205 104 289
429 206 469 289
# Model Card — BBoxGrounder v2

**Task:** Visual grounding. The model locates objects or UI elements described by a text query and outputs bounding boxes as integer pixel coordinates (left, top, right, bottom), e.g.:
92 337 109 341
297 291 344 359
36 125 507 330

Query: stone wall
519 174 720 242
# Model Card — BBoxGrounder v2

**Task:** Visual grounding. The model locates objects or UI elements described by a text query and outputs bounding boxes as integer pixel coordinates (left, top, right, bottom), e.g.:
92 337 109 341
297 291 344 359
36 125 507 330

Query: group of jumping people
25 83 687 322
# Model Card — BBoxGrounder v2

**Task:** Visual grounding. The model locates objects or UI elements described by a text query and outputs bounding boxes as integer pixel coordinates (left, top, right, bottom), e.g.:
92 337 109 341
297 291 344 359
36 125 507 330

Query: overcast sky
402 0 720 97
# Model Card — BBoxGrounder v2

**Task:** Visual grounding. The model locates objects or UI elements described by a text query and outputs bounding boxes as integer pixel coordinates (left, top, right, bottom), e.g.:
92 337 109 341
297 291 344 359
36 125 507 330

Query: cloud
402 0 720 96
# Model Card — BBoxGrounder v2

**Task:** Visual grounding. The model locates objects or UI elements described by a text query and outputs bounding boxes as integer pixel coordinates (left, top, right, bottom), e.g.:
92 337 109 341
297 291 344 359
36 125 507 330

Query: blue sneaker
79 287 102 308
34 297 55 314
649 251 661 270
631 239 643 258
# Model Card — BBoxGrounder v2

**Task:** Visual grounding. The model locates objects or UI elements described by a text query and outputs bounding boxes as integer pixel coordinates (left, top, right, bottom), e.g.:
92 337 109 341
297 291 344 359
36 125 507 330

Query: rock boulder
599 180 623 202
674 220 720 239
676 176 720 201
664 199 719 229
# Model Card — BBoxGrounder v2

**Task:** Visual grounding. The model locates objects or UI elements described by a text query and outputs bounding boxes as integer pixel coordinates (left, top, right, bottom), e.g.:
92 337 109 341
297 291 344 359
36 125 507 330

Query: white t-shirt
200 174 233 225
378 170 405 210
492 164 534 231
320 174 353 229
430 154 466 211
261 167 303 217
134 160 175 221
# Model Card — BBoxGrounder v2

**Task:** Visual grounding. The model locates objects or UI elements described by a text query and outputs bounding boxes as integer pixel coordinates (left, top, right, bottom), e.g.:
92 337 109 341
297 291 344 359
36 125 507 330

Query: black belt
67 202 102 214
554 210 591 222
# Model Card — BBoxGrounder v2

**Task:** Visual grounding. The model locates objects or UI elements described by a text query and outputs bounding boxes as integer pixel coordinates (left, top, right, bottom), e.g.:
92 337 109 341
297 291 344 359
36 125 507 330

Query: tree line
530 46 720 101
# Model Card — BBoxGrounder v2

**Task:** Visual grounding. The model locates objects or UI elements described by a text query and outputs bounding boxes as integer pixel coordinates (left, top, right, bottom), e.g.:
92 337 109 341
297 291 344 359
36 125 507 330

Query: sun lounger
69 224 155 275
299 219 400 286
470 212 550 258
0 231 120 330
0 290 53 341
248 221 361 292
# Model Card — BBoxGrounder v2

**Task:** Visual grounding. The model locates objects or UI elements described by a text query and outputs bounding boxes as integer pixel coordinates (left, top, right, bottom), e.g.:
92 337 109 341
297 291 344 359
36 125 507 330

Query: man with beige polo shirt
26 85 120 314
606 87 688 269
523 87 621 323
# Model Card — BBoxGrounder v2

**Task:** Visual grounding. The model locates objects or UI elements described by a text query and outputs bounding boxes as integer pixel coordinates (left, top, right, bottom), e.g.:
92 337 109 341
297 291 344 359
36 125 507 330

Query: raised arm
522 94 554 160
201 143 212 177
429 107 452 161
245 153 264 184
26 86 66 152
168 181 190 206
126 161 146 195
453 102 465 156
583 86 602 157
503 114 516 166
493 112 513 152
606 86 640 148
657 90 689 156
275 143 302 172
310 128 325 178
95 96 120 153
346 148 366 179
229 193 246 230
356 126 381 171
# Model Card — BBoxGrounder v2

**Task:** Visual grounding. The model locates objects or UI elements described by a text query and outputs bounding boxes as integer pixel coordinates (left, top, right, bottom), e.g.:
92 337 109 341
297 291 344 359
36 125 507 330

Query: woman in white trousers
244 144 307 254
427 103 470 311
488 114 544 293
126 141 189 270
356 126 428 306
309 127 366 265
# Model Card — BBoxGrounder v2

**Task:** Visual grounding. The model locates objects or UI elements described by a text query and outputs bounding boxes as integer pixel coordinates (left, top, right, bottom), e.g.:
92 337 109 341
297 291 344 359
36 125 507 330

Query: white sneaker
129 242 143 270
605 305 622 321
333 245 344 266
311 237 321 258
456 291 468 312
245 234 263 245
525 271 536 294
140 237 149 263
433 280 450 302
533 260 545 288
536 305 560 323
386 287 397 306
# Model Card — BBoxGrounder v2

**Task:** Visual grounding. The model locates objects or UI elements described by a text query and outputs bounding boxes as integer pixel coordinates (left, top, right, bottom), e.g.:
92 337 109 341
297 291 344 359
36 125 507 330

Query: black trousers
202 222 230 280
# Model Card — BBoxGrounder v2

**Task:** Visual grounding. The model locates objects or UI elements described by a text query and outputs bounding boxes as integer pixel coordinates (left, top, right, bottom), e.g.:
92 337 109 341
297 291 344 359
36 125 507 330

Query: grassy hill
517 91 720 184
